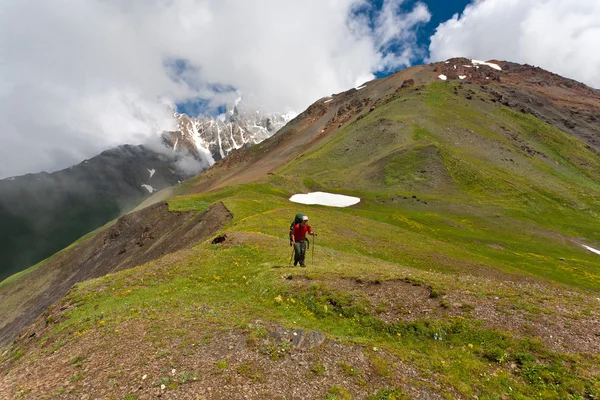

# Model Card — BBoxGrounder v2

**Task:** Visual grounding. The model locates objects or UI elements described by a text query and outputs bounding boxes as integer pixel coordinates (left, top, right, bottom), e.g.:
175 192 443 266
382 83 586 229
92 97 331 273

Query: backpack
289 213 304 241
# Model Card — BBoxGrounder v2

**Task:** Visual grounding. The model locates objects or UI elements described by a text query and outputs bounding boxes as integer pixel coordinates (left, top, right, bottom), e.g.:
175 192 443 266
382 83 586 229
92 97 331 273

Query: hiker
291 215 316 267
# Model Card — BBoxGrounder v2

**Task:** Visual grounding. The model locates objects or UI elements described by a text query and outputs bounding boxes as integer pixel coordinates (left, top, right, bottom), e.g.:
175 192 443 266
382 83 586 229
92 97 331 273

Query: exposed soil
0 202 232 348
0 317 448 400
285 276 600 355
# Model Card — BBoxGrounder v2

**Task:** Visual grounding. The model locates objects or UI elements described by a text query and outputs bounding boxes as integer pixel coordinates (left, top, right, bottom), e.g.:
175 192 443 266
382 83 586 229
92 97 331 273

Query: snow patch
582 244 600 256
324 99 332 104
355 85 367 90
459 75 467 80
438 74 447 81
141 184 155 193
444 61 450 64
472 60 502 71
148 168 155 179
289 192 360 208
282 111 298 120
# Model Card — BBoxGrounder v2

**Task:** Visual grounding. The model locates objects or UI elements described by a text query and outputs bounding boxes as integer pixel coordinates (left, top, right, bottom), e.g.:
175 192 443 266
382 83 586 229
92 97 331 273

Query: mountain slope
0 145 191 282
1 59 600 399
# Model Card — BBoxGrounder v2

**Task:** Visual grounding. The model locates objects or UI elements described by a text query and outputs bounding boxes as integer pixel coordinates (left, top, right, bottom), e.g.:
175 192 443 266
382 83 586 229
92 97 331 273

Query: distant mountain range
163 101 294 162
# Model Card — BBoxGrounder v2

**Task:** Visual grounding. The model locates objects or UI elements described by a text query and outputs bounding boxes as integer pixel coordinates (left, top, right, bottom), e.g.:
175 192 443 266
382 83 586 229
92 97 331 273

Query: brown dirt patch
0 318 448 400
285 276 600 355
0 202 232 348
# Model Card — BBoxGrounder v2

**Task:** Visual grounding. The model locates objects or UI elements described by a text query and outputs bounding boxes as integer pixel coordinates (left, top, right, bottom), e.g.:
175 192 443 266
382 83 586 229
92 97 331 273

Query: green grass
3 80 600 398
36 211 598 398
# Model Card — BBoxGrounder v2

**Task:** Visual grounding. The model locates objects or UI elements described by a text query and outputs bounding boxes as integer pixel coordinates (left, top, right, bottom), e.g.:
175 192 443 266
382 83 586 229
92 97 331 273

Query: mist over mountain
0 103 292 282
0 145 185 281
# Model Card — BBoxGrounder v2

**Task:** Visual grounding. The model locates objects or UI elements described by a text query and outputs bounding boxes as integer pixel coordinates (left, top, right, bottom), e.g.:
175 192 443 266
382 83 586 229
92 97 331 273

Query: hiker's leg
299 241 307 266
294 242 302 265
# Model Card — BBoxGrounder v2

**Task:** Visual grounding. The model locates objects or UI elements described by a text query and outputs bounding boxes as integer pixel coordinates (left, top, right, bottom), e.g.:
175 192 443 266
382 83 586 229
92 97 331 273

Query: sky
1 0 599 178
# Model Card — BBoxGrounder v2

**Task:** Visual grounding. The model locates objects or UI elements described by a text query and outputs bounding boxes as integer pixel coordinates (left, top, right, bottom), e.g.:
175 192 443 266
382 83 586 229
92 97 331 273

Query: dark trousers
294 241 307 266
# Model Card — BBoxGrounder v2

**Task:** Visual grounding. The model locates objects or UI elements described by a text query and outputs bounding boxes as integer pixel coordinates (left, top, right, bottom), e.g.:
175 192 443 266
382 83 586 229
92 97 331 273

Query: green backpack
289 213 304 242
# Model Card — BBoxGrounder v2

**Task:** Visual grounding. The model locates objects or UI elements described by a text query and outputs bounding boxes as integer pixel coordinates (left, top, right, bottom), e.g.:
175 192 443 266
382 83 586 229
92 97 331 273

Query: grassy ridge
13 183 597 398
3 80 600 398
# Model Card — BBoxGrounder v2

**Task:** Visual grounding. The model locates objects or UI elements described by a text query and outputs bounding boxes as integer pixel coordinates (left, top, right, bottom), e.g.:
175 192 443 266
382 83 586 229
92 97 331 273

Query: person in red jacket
291 215 316 267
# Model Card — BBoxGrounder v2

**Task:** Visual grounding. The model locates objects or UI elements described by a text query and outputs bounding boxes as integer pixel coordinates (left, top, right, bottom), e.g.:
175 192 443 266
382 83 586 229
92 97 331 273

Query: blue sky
411 0 472 62
372 0 471 75
177 0 473 116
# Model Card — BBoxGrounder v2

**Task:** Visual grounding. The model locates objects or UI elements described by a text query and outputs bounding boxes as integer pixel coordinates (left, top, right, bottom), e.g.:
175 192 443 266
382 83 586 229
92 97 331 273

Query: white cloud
0 0 430 178
428 0 600 89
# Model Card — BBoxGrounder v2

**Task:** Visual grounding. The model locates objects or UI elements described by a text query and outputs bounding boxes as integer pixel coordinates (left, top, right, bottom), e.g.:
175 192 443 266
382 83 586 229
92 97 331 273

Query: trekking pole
312 234 315 264
289 245 294 266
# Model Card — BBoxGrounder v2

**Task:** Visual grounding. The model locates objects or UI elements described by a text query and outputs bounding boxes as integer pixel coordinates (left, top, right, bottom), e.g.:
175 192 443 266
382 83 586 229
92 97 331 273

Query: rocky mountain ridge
163 102 295 163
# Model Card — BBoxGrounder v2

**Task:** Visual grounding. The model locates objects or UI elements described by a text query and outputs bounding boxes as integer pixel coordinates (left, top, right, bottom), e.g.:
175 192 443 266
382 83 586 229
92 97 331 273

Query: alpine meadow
1 58 600 399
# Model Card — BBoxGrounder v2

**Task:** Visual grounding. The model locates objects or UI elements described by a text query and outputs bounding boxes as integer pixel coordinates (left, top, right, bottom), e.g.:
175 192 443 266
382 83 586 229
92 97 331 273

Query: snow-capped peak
164 99 294 164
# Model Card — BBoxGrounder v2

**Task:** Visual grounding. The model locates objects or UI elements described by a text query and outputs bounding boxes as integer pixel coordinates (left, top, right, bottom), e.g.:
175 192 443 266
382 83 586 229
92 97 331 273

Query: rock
211 234 227 244
400 79 415 89
271 326 326 350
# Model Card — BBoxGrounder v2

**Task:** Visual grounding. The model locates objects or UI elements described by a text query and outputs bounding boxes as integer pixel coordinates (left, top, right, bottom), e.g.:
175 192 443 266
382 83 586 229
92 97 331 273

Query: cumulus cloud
0 0 430 178
428 0 600 89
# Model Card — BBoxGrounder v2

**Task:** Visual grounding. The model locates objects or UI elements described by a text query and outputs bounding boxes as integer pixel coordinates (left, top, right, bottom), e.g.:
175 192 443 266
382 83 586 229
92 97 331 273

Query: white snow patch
438 74 447 81
472 60 502 71
445 61 450 64
141 184 155 193
324 99 332 104
453 65 456 70
148 168 155 179
582 244 600 256
459 75 467 80
355 85 367 90
289 192 360 208
282 110 298 120
463 65 473 68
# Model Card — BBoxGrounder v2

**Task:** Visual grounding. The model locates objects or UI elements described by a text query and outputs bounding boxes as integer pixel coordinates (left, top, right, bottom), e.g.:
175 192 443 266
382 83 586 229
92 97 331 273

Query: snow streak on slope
582 244 600 256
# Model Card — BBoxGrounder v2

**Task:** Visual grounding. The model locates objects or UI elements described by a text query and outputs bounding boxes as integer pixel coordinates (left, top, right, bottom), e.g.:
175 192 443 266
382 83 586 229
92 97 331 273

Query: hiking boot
300 263 306 268
293 261 298 266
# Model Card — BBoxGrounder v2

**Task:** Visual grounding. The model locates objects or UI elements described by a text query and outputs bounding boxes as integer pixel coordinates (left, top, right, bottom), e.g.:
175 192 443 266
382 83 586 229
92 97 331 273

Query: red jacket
292 223 313 241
